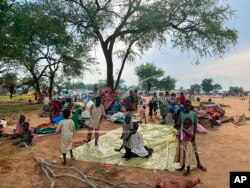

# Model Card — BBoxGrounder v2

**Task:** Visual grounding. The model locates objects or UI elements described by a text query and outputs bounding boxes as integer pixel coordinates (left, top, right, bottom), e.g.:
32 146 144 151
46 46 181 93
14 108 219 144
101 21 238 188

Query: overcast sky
82 0 250 91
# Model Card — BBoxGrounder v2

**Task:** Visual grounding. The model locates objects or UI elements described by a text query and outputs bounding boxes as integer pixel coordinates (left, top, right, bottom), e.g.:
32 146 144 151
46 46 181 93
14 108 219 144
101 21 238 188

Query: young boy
177 100 207 171
13 122 33 147
140 105 147 124
56 109 75 165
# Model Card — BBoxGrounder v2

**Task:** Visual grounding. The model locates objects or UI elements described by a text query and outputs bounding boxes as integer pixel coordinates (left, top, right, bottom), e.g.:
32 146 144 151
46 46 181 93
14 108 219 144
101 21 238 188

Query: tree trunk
48 74 55 100
34 81 43 104
104 50 114 89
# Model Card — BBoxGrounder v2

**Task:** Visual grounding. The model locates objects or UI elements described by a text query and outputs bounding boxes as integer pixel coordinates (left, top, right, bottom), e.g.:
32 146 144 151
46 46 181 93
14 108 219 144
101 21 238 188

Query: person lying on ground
56 109 75 165
174 118 197 176
177 100 207 172
13 122 33 147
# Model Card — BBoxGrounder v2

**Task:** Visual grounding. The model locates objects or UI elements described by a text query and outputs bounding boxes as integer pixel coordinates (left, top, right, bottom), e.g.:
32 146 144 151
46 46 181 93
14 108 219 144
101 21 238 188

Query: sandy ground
1 97 250 188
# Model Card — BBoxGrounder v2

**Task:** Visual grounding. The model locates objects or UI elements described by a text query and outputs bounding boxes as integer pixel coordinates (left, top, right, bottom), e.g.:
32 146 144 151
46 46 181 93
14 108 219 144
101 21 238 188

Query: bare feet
197 164 207 171
71 156 76 160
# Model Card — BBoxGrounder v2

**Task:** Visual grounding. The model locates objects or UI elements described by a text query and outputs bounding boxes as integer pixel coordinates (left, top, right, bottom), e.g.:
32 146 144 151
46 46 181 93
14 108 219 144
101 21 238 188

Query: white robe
130 132 148 157
56 119 75 153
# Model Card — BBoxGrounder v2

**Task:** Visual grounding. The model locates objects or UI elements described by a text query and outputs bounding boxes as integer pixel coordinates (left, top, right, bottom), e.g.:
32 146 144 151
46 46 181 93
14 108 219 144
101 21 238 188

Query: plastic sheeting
70 124 179 171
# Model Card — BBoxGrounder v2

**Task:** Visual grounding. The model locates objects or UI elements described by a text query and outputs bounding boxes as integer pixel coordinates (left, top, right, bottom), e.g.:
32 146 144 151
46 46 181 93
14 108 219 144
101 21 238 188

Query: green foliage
158 76 177 90
201 78 214 93
189 84 201 94
135 63 164 92
213 83 222 93
47 0 238 88
0 72 17 88
0 103 42 116
229 86 244 95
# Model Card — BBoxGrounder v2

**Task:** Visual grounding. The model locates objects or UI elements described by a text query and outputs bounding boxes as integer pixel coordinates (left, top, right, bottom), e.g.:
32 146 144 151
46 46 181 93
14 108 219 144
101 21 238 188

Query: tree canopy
135 63 164 92
44 0 238 89
201 78 214 93
229 86 244 95
189 84 201 94
158 76 177 91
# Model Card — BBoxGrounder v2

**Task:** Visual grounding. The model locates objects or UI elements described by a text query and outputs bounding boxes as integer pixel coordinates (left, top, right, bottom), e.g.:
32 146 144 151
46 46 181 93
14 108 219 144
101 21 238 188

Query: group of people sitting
0 115 34 147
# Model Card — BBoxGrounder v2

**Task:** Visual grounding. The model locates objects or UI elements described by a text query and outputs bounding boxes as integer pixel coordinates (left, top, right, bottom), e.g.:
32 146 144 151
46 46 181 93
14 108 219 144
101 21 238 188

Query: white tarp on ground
69 124 179 171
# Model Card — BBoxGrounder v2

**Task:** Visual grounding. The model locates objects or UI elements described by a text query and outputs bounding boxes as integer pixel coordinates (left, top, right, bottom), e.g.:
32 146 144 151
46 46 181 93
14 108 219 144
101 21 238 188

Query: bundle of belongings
196 102 225 127
100 87 124 114
107 112 125 123
100 87 116 110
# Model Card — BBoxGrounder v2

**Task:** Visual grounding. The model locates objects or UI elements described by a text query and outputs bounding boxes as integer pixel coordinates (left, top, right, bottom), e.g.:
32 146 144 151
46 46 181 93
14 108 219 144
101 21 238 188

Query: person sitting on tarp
128 122 153 158
13 122 33 147
72 108 85 129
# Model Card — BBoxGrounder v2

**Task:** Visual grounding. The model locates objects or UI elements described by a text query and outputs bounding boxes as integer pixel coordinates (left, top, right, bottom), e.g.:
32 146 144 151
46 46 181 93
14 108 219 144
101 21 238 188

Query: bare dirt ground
1 97 250 188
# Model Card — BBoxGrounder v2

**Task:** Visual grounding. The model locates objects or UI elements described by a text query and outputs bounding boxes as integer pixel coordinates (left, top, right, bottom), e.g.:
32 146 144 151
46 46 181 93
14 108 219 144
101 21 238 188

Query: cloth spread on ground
68 124 179 171
32 122 56 135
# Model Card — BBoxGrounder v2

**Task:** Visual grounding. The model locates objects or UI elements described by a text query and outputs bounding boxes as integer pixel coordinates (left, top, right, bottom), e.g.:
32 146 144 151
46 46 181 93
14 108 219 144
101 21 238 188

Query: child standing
13 122 33 147
56 109 75 165
140 105 147 124
174 118 196 176
148 100 154 119
177 100 207 172
121 113 134 160
87 97 106 146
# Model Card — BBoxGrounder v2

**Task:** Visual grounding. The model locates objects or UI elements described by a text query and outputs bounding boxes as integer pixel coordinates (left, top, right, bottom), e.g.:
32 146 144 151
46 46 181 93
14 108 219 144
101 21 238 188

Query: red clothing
177 128 194 141
179 95 185 104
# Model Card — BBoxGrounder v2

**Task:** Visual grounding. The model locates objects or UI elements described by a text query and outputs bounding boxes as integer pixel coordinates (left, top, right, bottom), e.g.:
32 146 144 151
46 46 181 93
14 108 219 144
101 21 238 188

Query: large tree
189 84 201 94
135 63 164 92
4 2 92 101
158 76 177 91
213 83 222 94
44 0 237 89
201 78 214 94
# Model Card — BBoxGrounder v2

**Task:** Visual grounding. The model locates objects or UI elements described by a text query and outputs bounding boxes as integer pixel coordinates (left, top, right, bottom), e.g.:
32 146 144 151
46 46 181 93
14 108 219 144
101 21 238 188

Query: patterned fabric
56 119 75 153
100 87 116 110
174 141 197 167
